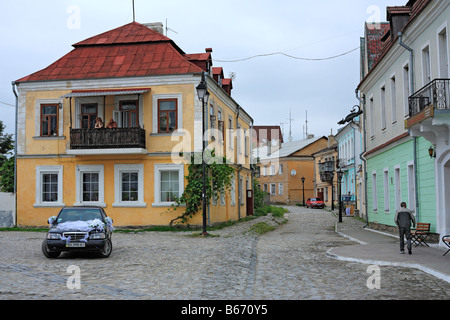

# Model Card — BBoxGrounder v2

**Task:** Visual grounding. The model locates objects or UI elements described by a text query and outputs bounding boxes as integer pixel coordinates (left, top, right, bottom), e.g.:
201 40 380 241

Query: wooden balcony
70 127 146 150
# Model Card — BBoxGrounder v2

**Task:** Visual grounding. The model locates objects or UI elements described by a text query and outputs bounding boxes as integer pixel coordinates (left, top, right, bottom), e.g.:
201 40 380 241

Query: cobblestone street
1 206 449 300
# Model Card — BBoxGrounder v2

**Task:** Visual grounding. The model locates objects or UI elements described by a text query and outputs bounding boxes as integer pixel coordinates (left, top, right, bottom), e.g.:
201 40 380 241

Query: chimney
386 6 411 41
327 135 336 148
143 22 164 35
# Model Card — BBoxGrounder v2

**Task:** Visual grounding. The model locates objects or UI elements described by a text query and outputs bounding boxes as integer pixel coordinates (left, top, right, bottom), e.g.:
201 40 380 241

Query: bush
254 205 288 218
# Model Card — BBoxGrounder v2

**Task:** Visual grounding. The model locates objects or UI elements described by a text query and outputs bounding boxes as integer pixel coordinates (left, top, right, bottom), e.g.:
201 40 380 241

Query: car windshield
56 209 103 223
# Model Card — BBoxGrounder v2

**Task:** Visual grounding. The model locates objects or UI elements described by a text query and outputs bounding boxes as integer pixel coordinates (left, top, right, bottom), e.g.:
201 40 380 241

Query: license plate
66 242 85 248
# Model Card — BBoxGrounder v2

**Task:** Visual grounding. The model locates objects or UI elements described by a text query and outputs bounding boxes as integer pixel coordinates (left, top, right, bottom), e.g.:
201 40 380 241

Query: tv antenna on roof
287 109 293 142
165 19 179 36
132 0 136 22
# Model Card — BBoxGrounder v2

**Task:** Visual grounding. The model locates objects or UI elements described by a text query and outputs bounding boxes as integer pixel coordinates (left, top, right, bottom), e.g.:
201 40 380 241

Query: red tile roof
74 22 171 46
358 0 432 89
16 22 205 82
184 52 212 71
365 22 390 72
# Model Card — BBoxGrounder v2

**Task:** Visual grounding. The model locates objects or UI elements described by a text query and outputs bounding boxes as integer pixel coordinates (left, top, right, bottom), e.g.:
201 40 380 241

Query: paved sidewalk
328 216 450 283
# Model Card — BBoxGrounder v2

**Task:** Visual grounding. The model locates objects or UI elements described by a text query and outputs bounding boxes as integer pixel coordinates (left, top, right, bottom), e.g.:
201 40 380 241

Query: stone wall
0 192 15 227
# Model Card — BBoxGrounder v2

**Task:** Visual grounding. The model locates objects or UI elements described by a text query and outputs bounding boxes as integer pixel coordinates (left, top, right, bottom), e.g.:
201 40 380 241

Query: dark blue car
42 206 113 258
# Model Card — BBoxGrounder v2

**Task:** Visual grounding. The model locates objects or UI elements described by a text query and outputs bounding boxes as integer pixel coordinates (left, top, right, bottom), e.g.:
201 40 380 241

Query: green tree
0 121 14 192
169 150 235 227
0 156 14 193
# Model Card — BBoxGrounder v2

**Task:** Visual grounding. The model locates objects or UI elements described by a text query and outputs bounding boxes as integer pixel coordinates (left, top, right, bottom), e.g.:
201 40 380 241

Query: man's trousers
398 227 412 252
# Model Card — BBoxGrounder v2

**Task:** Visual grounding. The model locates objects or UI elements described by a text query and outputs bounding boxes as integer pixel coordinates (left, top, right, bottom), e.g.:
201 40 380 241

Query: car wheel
42 240 60 258
98 239 112 258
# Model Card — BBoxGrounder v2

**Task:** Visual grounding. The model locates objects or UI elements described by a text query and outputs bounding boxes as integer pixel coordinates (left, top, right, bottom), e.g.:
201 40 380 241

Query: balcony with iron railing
407 79 450 128
69 127 146 154
318 160 335 184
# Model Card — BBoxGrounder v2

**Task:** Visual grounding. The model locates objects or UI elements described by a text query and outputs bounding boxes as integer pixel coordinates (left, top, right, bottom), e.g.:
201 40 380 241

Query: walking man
394 202 416 254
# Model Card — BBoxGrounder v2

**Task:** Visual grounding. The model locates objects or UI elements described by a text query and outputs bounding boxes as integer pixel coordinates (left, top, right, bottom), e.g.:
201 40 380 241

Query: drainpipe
398 32 419 220
250 119 254 214
398 32 414 97
11 81 18 227
236 105 241 219
356 89 368 228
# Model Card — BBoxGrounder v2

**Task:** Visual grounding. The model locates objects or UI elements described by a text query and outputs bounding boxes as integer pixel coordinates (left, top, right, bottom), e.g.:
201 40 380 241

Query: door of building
246 189 254 216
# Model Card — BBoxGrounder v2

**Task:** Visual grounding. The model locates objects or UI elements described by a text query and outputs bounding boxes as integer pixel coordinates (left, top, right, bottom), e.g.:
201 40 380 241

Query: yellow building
13 22 254 227
254 136 328 205
312 136 338 208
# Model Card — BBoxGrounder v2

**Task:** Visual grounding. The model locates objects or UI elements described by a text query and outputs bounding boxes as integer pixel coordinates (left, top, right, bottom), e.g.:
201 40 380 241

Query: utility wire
213 46 360 63
0 101 14 107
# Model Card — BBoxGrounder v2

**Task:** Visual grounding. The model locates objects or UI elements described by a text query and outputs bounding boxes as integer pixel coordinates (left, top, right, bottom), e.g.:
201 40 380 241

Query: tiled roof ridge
73 21 171 47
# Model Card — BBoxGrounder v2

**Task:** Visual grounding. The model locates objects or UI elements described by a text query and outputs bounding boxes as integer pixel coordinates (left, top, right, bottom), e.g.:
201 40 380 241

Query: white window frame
402 61 410 117
220 191 226 206
34 165 64 207
239 176 244 205
113 94 144 128
278 183 283 195
113 164 146 207
74 97 104 129
34 99 64 138
228 116 234 150
421 42 432 87
437 22 449 78
153 163 184 207
74 165 105 207
383 168 390 213
380 84 386 130
390 73 397 124
372 171 378 212
394 165 401 212
270 183 276 196
244 129 249 157
152 93 183 134
369 95 375 138
407 161 416 213
270 165 276 176
231 176 236 205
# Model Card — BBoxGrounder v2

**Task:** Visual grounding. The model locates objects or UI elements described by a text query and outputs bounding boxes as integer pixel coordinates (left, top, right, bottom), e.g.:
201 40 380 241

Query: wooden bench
442 236 450 256
411 223 431 247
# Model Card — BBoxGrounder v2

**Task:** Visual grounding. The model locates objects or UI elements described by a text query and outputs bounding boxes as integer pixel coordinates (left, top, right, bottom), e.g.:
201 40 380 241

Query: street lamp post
301 177 305 206
336 167 343 223
196 72 210 236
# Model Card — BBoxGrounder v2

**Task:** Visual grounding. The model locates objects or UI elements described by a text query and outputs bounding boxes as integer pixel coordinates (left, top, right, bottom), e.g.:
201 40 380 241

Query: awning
61 88 151 98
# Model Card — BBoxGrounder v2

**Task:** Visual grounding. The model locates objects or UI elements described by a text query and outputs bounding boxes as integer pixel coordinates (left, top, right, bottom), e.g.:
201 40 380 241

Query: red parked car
306 198 325 209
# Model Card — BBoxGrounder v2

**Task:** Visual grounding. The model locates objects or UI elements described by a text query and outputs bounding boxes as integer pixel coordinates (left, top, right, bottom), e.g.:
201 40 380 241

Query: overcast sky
0 0 406 141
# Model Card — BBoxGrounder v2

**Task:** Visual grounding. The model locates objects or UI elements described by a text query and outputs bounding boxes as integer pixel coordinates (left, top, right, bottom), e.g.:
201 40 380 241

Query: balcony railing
70 127 146 150
318 160 335 184
409 78 450 117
